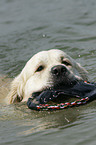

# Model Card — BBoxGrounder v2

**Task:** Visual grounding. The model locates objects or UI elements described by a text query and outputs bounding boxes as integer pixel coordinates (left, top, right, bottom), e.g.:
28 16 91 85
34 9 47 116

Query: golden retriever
6 49 88 104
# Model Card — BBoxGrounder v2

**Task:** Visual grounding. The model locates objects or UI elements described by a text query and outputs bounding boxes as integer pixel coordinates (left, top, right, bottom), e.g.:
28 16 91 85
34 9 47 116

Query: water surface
0 0 96 144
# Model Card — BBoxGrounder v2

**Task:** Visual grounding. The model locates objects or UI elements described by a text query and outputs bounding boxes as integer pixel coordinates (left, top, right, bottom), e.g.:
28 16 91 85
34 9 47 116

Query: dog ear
6 75 25 104
75 62 88 81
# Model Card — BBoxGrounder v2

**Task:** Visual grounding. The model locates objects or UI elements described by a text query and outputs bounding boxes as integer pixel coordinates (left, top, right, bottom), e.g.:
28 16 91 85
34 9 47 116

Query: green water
0 0 96 144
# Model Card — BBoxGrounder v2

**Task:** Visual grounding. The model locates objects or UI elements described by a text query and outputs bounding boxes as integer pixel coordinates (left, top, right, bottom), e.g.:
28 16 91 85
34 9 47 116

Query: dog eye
62 60 71 66
36 65 44 72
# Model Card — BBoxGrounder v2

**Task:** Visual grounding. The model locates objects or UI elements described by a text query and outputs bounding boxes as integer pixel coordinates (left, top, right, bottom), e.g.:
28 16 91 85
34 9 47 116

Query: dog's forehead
48 49 68 58
26 49 71 69
32 49 68 61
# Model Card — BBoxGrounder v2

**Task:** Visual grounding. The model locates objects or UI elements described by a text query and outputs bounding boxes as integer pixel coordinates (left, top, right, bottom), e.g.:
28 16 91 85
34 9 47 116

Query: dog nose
51 65 67 76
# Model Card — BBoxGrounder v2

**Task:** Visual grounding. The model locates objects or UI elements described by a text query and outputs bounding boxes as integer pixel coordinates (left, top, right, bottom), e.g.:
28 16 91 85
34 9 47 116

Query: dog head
7 49 88 103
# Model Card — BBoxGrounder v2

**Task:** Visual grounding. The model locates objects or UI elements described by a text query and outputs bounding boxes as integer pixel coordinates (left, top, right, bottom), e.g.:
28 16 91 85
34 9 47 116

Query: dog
6 49 88 104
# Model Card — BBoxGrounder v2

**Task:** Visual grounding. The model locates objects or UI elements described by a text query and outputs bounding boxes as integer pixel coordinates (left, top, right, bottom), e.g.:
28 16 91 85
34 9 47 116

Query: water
0 0 96 144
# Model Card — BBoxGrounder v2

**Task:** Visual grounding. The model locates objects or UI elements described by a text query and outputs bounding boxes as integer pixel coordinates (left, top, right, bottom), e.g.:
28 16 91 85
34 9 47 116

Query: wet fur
5 49 88 104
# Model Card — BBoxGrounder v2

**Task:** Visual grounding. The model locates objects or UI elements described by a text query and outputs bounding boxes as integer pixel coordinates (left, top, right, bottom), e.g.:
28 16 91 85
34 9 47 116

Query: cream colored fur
6 49 88 104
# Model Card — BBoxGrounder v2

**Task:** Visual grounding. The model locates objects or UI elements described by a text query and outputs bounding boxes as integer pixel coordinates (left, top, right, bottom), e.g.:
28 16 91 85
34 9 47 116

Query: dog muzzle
27 80 96 111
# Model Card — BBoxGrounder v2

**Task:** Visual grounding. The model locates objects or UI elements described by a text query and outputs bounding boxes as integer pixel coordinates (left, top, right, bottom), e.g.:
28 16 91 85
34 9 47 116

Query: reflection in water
0 101 89 131
1 100 96 140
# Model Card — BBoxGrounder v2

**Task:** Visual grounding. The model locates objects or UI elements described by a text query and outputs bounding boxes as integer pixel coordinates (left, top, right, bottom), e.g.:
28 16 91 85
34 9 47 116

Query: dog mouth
28 71 89 108
31 78 78 105
32 90 72 104
27 80 96 110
